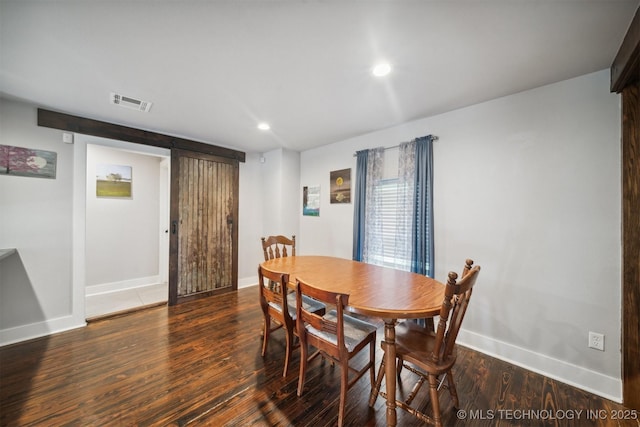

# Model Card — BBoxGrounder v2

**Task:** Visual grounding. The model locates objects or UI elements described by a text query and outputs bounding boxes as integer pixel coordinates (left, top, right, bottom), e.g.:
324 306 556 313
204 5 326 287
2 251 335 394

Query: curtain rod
352 135 439 157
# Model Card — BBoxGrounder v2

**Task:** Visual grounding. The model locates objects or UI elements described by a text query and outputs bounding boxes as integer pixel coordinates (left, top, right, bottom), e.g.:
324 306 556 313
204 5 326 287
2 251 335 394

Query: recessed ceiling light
257 122 271 131
372 62 391 77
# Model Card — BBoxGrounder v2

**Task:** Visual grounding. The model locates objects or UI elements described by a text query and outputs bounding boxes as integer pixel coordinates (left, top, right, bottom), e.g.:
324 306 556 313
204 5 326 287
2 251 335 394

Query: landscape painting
96 164 132 198
0 144 57 179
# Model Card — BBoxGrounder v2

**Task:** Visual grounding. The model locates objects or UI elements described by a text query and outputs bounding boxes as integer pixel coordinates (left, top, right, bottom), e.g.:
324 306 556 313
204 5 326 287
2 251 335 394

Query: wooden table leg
384 319 397 427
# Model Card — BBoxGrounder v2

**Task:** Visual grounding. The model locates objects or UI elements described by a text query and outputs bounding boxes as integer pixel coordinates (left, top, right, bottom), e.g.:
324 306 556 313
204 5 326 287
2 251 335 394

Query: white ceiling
1 1 638 154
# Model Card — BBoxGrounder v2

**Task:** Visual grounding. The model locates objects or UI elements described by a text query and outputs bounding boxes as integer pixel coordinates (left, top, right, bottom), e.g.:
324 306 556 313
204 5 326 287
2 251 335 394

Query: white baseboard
88 275 253 296
86 275 161 296
457 329 622 403
0 314 86 347
238 276 257 289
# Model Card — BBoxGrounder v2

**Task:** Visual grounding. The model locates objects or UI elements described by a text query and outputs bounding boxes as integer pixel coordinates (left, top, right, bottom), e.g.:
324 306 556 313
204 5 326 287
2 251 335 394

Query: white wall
0 99 80 343
237 148 301 286
261 149 284 235
238 151 267 286
281 149 301 244
299 159 354 258
299 70 622 401
261 148 300 240
85 144 162 293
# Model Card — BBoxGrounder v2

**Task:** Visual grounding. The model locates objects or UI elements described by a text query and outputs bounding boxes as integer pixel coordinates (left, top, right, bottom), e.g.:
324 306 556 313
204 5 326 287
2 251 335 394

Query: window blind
370 178 411 271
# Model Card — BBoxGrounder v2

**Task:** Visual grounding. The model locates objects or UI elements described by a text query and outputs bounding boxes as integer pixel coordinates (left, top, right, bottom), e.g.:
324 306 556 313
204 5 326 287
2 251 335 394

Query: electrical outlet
589 331 605 351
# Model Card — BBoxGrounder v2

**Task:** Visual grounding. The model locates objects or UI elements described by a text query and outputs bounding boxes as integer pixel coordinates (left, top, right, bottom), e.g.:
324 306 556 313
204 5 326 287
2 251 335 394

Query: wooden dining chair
396 258 476 376
261 235 295 261
258 265 325 377
369 260 481 427
295 277 377 427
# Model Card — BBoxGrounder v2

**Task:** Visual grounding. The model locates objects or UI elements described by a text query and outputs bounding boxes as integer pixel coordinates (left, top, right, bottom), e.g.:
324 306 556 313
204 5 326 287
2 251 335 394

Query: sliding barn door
169 149 239 305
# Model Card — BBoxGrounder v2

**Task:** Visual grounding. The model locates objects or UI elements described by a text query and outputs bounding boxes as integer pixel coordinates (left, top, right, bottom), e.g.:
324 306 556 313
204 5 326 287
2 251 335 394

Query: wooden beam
611 6 640 93
622 82 640 411
611 5 640 411
37 108 246 162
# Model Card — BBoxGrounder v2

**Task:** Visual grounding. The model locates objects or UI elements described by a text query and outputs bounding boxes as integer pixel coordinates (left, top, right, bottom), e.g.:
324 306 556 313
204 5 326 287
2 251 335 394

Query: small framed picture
303 185 320 216
96 164 132 198
330 168 351 204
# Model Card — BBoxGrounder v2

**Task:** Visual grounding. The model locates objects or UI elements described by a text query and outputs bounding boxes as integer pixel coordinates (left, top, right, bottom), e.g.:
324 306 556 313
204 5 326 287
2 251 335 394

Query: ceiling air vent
110 92 152 112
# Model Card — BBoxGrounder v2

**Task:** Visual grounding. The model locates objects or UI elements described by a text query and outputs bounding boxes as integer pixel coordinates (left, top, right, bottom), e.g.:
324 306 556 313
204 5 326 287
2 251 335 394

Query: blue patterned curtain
363 148 384 263
352 150 368 261
352 148 384 261
352 136 434 278
411 135 435 277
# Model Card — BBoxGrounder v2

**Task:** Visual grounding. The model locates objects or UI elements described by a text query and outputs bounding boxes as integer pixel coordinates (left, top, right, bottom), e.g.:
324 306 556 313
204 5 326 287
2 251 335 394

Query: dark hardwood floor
1 287 637 426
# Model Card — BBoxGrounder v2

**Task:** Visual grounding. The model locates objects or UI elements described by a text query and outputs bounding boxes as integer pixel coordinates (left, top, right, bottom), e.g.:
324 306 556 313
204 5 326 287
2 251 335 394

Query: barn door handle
171 220 178 234
227 216 233 225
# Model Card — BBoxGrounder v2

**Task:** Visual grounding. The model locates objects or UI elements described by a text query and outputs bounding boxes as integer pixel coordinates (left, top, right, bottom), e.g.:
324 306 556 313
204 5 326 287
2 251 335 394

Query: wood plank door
169 149 239 305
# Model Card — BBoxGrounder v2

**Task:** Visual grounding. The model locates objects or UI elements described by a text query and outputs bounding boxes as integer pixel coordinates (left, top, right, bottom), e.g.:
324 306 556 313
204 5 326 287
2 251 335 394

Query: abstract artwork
330 168 351 204
303 185 320 216
0 144 57 179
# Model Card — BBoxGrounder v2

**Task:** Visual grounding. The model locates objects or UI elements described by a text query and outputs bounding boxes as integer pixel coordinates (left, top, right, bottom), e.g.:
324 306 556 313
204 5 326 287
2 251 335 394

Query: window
367 178 412 271
353 136 434 277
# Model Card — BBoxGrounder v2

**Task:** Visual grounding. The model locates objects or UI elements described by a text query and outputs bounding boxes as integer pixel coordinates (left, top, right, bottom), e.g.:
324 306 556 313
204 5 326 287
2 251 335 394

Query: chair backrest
296 278 349 358
261 235 296 261
258 264 292 323
431 261 480 363
461 258 474 278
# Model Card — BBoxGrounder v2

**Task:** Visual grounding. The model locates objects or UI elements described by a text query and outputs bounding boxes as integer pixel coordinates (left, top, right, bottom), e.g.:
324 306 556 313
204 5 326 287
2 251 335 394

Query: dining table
260 255 445 427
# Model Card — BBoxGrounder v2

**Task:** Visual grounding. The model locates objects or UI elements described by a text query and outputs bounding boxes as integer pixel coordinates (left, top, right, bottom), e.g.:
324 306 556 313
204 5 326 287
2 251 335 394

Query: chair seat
267 293 326 320
394 320 457 370
306 309 377 352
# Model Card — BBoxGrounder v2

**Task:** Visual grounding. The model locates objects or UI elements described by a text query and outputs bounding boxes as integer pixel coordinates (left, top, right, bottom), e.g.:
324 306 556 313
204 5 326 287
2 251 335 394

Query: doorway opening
80 137 170 319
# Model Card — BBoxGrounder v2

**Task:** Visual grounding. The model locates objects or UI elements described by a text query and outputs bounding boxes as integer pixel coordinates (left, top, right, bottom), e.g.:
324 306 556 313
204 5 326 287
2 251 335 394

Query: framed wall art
0 144 57 179
96 164 132 198
303 185 320 216
330 168 351 204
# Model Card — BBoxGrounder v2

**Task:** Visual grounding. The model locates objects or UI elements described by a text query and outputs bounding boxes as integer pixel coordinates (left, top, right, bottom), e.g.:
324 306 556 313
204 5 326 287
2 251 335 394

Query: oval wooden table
260 255 445 427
